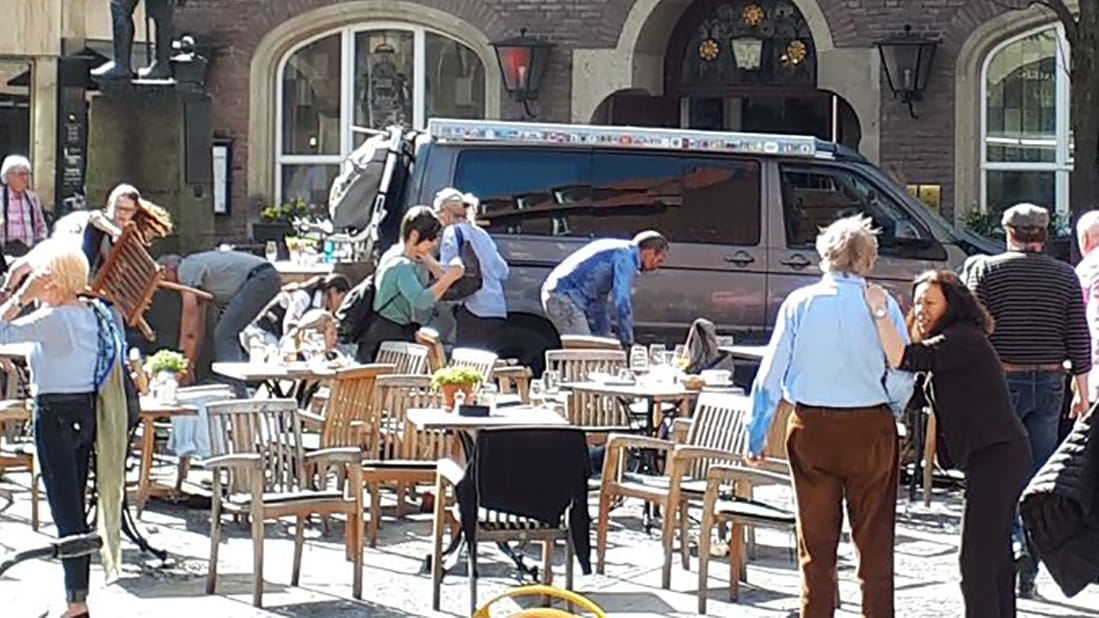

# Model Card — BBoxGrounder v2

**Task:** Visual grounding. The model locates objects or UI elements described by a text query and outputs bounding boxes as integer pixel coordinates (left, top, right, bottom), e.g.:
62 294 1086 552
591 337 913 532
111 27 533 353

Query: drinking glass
529 380 545 406
543 370 561 395
649 343 667 366
265 240 278 262
630 345 649 372
479 383 498 410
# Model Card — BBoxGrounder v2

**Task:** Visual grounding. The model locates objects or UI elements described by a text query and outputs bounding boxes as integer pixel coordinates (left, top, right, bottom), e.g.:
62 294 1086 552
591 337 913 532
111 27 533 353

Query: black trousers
454 305 506 354
960 438 1032 618
357 315 419 363
34 392 97 603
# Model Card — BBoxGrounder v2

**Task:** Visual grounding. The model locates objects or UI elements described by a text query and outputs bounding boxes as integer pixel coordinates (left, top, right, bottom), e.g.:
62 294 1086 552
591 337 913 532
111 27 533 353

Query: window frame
979 23 1072 217
275 23 486 206
778 162 942 259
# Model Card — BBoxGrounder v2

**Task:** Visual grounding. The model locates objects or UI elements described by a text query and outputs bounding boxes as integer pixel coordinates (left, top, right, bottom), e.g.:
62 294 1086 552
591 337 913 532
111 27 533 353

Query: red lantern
491 28 553 104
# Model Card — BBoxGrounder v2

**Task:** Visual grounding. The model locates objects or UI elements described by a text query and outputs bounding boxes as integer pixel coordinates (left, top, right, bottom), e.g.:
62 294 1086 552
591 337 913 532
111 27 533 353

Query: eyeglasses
10 170 29 177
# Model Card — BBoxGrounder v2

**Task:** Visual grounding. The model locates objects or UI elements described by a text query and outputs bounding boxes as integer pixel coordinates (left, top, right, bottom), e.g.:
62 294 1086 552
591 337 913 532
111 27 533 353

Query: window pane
426 33 485 121
280 164 339 210
985 170 1055 215
282 34 342 155
455 149 591 236
589 153 761 245
354 30 415 132
986 29 1058 163
780 165 929 255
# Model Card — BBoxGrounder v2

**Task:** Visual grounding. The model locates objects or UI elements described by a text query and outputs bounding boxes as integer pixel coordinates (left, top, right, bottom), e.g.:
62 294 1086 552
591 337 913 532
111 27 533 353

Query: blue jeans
1006 370 1065 583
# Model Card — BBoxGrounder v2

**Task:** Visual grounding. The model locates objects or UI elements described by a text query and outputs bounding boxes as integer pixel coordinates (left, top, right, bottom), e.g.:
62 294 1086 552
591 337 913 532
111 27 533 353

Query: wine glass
529 380 545 407
265 240 278 262
649 343 667 366
543 370 561 395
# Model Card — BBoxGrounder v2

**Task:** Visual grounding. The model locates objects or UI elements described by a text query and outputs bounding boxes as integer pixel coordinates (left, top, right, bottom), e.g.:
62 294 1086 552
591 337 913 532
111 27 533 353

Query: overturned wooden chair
89 224 212 340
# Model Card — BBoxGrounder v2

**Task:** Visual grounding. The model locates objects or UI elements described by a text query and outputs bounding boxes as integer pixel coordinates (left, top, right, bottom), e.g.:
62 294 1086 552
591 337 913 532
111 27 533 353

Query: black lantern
875 25 939 118
491 28 553 117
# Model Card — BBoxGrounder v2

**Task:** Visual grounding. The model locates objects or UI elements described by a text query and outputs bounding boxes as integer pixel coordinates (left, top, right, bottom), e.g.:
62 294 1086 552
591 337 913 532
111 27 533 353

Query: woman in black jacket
864 270 1031 618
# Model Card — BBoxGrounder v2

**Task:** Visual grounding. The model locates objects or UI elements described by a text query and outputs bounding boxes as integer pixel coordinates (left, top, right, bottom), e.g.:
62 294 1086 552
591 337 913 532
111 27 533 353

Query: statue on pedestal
92 0 188 81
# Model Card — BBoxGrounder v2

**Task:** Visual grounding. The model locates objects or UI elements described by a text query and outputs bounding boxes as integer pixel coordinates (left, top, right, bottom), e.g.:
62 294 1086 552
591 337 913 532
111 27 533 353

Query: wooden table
135 397 198 515
273 260 334 285
211 361 340 403
407 405 568 433
562 381 707 435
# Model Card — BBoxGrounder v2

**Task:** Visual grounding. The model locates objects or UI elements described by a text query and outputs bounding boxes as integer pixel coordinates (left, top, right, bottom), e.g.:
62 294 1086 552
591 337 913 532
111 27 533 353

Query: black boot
91 0 136 80
138 0 175 80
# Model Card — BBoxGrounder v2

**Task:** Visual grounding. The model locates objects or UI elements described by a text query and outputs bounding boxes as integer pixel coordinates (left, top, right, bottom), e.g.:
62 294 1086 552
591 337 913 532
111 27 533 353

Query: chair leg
291 515 305 587
565 536 575 592
251 509 265 607
729 522 744 602
369 481 380 548
698 515 714 615
29 466 39 531
431 477 446 612
395 481 408 518
541 539 554 587
678 501 690 571
175 456 191 494
596 488 612 575
206 498 222 595
352 490 364 600
467 537 478 618
660 498 676 589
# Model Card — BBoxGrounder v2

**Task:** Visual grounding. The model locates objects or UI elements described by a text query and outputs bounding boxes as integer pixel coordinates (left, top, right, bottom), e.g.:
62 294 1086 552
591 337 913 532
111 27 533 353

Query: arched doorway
602 0 860 148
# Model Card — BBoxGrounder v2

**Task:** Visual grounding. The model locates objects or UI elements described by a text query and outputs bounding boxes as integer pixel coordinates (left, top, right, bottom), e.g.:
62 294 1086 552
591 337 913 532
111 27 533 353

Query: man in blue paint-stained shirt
540 231 668 347
745 215 914 618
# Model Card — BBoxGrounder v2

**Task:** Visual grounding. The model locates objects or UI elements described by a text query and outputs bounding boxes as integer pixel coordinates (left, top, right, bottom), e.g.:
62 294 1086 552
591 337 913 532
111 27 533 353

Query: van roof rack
426 118 837 160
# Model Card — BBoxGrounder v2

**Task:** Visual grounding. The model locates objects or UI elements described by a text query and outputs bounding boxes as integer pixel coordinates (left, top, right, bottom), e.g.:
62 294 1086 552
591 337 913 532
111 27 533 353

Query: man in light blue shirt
541 231 668 346
746 215 913 618
436 188 510 352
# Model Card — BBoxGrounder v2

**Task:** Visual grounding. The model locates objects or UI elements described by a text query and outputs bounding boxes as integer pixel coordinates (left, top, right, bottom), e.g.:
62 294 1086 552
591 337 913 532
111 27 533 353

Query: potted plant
145 349 188 402
431 366 484 409
254 197 323 257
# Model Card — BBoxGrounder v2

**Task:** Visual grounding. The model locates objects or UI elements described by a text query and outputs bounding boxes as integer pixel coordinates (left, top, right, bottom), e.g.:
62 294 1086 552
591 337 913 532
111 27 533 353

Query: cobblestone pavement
1 476 1097 617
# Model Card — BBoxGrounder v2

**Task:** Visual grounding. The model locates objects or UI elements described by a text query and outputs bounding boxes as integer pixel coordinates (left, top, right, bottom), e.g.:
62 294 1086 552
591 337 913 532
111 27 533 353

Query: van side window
454 149 591 236
588 153 761 245
780 165 935 257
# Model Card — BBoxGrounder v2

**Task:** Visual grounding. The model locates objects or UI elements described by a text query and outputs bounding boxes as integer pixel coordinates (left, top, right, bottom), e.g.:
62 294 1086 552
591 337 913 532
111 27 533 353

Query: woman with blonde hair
82 183 173 272
0 238 129 618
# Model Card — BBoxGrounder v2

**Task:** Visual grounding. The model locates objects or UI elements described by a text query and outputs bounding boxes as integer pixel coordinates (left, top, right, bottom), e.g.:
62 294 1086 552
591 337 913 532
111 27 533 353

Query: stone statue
92 0 188 81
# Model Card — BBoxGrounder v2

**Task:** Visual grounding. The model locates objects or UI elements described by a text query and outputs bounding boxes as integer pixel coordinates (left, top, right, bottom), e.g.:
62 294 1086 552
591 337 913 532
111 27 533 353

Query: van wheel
497 316 559 377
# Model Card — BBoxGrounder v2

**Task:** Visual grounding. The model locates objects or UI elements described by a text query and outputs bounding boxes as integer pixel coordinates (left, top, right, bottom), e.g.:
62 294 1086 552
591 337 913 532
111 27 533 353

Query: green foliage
147 349 188 374
962 205 1071 240
260 197 324 225
431 366 484 389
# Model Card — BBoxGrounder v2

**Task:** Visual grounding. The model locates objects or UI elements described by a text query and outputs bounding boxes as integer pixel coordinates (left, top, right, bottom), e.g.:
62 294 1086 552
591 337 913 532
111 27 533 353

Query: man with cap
434 188 511 353
964 202 1090 598
541 231 668 347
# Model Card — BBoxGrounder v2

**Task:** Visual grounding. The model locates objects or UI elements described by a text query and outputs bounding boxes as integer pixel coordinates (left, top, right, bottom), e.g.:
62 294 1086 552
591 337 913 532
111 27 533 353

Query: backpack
441 226 484 302
335 273 381 345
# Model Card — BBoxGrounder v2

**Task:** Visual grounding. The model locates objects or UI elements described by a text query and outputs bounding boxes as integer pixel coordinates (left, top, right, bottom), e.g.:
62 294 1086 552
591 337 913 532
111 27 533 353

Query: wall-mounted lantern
875 25 939 118
491 28 553 118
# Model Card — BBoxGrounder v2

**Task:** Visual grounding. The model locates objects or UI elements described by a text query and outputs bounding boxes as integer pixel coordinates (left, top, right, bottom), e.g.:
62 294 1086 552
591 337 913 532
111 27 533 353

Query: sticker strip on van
427 118 826 159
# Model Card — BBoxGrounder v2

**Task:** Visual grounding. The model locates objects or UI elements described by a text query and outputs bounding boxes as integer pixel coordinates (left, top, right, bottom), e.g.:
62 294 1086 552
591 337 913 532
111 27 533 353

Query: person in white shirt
435 188 510 353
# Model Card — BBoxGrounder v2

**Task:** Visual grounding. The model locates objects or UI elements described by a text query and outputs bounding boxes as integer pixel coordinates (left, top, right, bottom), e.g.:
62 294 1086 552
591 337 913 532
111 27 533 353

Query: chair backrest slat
372 374 449 461
545 350 628 428
322 364 393 456
449 348 498 385
684 392 751 479
207 399 306 496
376 342 430 375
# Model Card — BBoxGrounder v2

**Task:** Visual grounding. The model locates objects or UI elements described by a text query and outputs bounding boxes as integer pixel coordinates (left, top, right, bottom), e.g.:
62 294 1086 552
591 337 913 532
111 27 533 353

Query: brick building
3 0 1074 240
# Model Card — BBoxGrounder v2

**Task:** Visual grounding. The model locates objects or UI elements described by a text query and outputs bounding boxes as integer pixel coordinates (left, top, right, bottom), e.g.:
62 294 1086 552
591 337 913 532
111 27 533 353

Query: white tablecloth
167 385 234 458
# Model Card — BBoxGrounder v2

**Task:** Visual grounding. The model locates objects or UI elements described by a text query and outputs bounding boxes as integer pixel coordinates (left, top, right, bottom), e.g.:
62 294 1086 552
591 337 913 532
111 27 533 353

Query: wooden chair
203 399 364 607
492 361 532 403
376 341 430 375
596 392 751 589
449 348 498 384
90 224 212 340
0 398 36 530
545 349 629 434
560 335 622 351
302 364 394 453
415 328 447 373
362 374 450 546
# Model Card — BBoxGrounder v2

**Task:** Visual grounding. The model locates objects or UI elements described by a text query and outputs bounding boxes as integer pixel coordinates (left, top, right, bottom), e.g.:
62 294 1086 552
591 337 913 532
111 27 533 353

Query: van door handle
724 251 756 266
780 255 813 269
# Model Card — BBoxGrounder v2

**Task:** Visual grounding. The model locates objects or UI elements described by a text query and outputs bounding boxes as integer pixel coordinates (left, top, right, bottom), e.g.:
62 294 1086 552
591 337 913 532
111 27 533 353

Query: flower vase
157 371 179 404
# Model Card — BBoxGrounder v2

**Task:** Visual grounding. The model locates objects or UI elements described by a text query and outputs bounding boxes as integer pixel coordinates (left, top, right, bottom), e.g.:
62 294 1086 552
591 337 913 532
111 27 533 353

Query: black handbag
441 226 483 301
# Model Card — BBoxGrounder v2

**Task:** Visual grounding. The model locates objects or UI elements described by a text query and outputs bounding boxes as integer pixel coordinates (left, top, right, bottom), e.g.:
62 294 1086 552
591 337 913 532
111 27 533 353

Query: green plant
260 197 324 225
146 349 188 375
431 366 484 390
284 236 317 252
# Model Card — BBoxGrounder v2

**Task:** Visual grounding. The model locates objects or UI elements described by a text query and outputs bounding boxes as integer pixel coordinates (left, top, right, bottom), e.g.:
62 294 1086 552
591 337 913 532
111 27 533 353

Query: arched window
981 25 1071 217
277 25 487 206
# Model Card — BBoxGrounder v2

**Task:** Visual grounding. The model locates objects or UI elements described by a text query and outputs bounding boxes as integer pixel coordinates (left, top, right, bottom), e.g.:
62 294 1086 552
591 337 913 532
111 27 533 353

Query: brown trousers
786 404 899 618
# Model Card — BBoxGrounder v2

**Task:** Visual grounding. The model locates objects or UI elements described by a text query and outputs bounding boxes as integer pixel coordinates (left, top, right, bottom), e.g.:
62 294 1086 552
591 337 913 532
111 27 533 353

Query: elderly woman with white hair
0 238 129 618
0 154 48 257
746 214 914 618
1076 210 1099 403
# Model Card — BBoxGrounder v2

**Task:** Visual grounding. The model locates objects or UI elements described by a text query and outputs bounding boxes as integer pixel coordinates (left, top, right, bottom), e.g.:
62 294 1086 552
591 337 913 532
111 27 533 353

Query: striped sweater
964 251 1091 374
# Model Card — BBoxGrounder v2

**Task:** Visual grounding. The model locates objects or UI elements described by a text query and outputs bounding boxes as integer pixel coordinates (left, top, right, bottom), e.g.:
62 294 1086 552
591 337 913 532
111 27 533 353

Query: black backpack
335 274 380 345
440 226 483 302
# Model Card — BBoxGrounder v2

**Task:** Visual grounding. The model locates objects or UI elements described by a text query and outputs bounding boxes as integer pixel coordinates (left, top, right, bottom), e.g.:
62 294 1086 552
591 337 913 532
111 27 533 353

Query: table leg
136 417 155 516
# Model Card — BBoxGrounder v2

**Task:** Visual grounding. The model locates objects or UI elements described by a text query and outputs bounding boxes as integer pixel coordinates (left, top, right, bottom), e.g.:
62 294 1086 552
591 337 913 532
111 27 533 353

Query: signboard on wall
55 85 88 213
